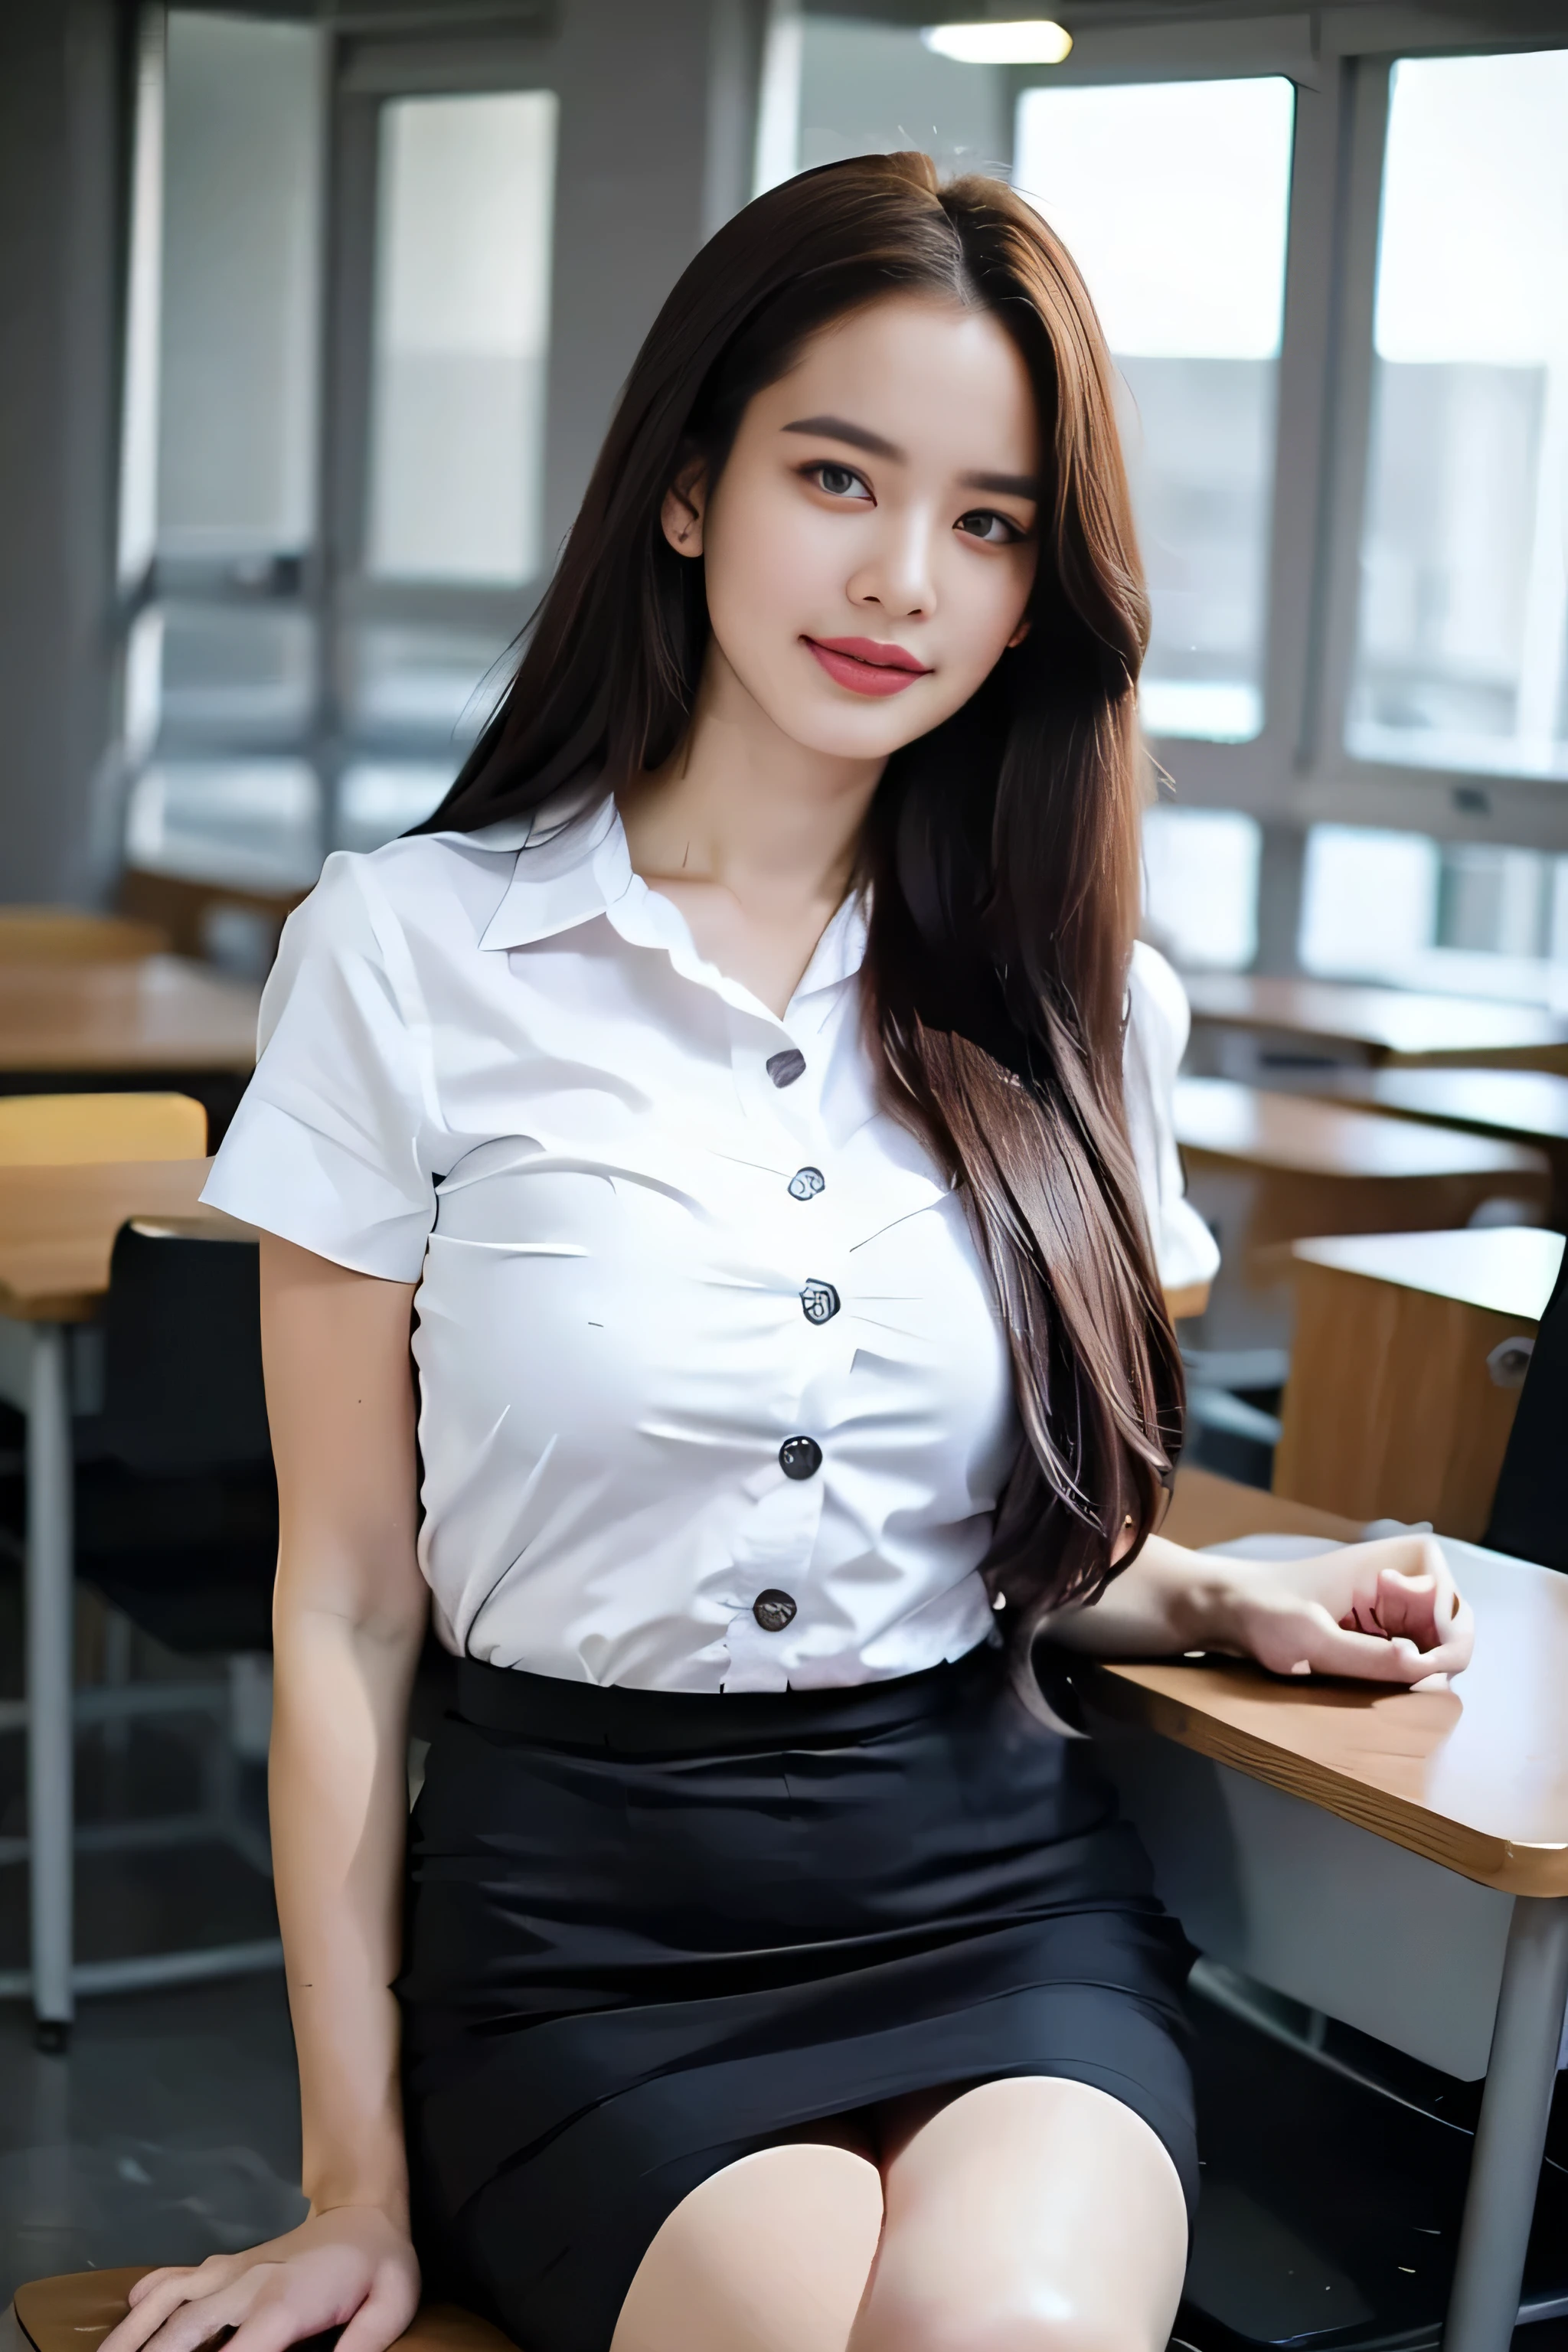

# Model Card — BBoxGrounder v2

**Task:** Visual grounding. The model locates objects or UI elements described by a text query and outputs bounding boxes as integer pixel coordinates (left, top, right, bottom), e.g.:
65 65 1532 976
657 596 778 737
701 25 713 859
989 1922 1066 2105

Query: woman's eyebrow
782 414 903 460
959 469 1040 499
782 418 1038 502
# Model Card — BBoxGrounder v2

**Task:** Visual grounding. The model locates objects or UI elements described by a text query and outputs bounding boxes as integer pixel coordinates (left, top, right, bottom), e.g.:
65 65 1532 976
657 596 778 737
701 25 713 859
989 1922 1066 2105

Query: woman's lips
804 635 932 697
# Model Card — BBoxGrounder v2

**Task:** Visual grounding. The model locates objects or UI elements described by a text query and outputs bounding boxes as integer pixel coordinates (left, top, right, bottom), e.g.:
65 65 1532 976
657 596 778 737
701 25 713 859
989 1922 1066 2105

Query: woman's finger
334 2269 421 2352
103 2269 224 2352
136 2272 270 2352
1271 1594 1475 1684
126 2272 198 2312
215 2284 362 2352
1252 1607 1431 1682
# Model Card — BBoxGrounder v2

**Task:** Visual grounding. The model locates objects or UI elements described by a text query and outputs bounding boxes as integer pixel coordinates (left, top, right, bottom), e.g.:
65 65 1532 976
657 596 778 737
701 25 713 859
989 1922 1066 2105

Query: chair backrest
99 1223 270 1475
0 906 167 962
0 1092 207 1166
1484 1246 1568 1570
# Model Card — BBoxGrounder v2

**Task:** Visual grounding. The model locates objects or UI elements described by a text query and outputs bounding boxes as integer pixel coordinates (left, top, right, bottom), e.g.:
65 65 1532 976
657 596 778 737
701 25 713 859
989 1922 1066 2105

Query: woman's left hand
1221 1533 1474 1687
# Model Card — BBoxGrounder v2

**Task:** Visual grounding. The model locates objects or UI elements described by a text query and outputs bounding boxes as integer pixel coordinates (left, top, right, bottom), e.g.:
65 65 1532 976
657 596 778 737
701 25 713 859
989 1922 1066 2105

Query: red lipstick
804 635 933 697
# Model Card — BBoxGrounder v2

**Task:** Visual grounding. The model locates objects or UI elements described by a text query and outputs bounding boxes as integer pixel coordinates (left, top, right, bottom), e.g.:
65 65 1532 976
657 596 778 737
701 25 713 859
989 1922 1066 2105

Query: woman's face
663 294 1042 763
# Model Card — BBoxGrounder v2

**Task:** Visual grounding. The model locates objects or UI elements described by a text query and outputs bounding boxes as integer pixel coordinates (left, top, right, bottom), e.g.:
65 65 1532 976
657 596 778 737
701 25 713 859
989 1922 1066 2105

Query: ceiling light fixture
921 20 1074 65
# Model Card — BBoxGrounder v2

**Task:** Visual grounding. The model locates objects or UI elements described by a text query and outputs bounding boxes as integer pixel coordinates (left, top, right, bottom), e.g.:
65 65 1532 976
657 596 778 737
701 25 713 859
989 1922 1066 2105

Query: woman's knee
855 2298 1165 2352
612 2141 884 2352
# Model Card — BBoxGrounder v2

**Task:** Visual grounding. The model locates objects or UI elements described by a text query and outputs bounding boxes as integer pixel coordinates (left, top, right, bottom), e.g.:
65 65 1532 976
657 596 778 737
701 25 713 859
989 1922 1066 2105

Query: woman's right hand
98 2204 421 2352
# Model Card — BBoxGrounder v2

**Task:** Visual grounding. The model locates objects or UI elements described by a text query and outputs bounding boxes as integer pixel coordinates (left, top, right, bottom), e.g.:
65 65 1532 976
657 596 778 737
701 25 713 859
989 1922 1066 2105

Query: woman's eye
956 509 1023 545
809 462 871 501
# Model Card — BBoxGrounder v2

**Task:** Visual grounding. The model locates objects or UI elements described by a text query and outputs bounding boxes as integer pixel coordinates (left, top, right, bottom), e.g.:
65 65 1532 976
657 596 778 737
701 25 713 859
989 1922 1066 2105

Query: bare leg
609 2142 885 2352
849 2076 1188 2352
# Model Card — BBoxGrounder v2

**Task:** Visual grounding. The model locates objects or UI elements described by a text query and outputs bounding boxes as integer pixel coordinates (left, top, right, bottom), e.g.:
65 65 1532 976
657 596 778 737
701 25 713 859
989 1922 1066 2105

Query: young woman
106 154 1470 2352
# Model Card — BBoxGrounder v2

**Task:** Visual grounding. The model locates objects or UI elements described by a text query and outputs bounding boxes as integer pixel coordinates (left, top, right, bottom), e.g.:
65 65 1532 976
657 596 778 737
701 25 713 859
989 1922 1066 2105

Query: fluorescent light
921 20 1073 65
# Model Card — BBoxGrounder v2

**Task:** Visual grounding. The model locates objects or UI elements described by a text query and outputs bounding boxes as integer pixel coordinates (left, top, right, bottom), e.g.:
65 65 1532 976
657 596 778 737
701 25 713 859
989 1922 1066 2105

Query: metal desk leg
25 1321 74 2047
1443 1893 1568 2352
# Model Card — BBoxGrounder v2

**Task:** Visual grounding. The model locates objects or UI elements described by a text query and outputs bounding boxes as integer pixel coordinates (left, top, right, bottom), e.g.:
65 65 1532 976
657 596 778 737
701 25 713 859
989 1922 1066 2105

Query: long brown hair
416 152 1183 1669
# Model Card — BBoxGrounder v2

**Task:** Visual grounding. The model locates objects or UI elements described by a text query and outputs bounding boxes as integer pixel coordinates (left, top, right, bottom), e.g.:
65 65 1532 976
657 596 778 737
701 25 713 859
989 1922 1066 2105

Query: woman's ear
1006 616 1033 650
660 459 708 559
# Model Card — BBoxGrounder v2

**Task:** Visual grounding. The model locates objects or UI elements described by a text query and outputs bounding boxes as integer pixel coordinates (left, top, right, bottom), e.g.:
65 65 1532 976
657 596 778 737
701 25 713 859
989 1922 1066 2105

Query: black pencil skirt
397 1638 1197 2352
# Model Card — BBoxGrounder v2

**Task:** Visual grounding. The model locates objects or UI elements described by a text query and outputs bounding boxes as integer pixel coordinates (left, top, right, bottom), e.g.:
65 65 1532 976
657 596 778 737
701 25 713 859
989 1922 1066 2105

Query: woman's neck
617 647 883 1017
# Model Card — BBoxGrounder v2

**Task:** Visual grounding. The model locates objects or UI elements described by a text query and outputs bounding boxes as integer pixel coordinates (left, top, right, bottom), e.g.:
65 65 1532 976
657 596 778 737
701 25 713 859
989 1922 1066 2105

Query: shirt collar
474 786 868 1011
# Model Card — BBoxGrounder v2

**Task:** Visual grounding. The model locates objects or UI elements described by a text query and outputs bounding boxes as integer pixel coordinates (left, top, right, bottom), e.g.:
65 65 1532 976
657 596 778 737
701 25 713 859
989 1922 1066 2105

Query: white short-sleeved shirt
1122 942 1221 1295
204 789 1016 1694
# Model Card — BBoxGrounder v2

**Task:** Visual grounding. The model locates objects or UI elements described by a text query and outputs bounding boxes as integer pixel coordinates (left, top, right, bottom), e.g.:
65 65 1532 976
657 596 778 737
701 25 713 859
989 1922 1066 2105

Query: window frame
117 6 562 877
992 4 1568 854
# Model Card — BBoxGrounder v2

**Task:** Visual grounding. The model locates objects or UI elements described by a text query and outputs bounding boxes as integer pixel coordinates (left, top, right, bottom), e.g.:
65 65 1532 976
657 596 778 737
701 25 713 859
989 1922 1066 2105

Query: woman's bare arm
102 1234 427 2352
1046 1529 1474 1686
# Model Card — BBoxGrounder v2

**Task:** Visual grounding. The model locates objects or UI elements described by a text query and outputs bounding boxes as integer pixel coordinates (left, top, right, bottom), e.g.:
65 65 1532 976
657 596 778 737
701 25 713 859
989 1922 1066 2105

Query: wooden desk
1274 1226 1565 1537
0 908 168 962
1088 1465 1568 2352
118 866 306 968
1281 1064 1568 1223
0 956 260 1075
1173 1078 1550 1279
1184 972 1568 1074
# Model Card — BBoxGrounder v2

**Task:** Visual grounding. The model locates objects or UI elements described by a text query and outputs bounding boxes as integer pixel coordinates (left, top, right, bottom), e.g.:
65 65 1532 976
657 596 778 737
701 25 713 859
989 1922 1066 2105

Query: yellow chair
0 1092 207 1166
10 2271 518 2352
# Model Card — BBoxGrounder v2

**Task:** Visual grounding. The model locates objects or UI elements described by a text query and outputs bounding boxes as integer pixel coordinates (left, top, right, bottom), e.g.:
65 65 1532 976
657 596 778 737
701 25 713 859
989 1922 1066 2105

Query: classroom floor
0 1971 302 2307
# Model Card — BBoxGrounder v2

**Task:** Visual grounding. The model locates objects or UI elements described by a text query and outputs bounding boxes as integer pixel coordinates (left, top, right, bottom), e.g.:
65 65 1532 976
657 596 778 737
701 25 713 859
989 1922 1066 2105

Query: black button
788 1166 825 1201
800 1279 840 1325
779 1435 822 1481
766 1048 806 1088
753 1589 798 1632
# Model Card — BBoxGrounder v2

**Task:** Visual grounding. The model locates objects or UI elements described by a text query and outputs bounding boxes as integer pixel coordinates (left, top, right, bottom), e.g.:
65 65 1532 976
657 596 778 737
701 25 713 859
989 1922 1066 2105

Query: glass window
158 603 316 742
338 763 455 854
1015 79 1295 744
366 92 558 585
344 621 514 743
1299 825 1568 1001
1348 50 1568 781
157 13 323 558
1298 826 1441 978
126 759 322 890
1140 806 1261 970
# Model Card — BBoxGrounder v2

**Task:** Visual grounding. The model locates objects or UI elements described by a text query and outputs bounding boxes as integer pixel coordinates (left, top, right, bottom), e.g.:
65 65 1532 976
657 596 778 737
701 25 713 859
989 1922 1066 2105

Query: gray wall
0 0 125 903
543 0 760 557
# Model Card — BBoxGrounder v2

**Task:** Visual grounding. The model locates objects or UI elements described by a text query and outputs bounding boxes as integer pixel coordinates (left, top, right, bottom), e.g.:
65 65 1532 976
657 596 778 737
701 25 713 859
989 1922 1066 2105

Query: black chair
74 1220 277 1653
1483 1244 1568 1572
0 1220 283 2022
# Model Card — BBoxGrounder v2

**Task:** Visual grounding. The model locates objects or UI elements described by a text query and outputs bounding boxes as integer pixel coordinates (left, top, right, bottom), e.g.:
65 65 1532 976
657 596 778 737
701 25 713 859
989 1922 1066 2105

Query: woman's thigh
608 2139 885 2352
849 2075 1189 2352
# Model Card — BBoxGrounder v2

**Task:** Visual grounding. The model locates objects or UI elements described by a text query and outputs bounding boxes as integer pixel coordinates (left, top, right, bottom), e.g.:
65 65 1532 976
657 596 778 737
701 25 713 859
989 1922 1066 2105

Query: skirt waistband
454 1642 1001 1755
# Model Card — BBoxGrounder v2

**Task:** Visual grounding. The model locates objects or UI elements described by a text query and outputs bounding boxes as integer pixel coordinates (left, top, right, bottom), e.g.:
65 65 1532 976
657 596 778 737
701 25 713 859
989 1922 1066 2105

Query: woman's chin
756 679 955 764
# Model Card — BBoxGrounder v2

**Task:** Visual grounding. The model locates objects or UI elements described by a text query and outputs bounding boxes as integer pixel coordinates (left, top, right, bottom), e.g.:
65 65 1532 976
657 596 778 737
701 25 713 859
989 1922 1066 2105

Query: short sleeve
202 853 443 1280
1123 941 1220 1293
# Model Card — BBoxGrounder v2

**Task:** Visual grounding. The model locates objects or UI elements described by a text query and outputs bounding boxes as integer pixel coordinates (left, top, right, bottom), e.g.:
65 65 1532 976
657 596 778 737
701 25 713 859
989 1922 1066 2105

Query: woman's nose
848 514 937 619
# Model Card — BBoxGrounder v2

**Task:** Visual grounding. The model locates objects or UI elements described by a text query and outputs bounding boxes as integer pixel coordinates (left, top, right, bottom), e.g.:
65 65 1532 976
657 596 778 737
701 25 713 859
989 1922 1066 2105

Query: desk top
0 908 167 962
1183 972 1568 1063
0 1158 213 1319
1173 1076 1549 1180
1287 1064 1568 1150
1098 1468 1568 1893
1292 1224 1564 1319
0 956 260 1073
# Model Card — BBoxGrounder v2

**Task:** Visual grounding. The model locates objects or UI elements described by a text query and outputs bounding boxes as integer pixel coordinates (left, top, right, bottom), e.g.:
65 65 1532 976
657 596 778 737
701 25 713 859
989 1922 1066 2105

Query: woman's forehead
755 296 1041 473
